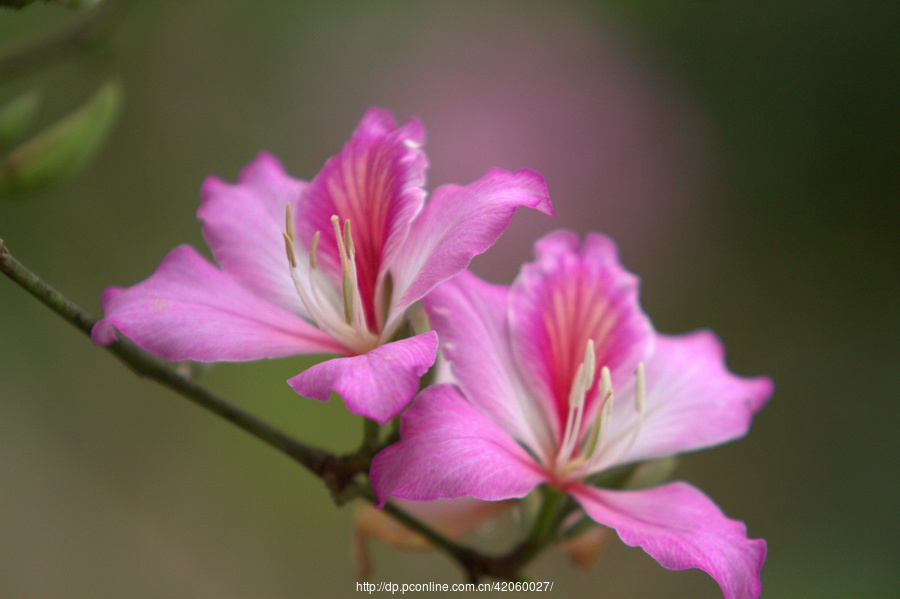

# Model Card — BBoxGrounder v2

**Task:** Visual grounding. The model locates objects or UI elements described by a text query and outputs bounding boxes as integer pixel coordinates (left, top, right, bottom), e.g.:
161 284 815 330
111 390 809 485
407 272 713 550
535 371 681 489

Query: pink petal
370 384 547 507
93 245 344 361
389 167 552 325
570 481 766 599
198 152 309 316
298 108 428 330
423 271 556 459
509 230 654 438
287 331 438 425
597 331 773 469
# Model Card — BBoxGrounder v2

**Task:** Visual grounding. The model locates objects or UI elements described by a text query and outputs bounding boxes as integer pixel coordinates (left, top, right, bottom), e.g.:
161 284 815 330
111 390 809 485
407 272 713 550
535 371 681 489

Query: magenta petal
370 384 547 507
599 331 773 468
509 230 654 433
424 271 556 456
389 167 552 322
299 108 428 328
94 245 343 361
570 482 766 599
198 153 309 316
287 331 438 425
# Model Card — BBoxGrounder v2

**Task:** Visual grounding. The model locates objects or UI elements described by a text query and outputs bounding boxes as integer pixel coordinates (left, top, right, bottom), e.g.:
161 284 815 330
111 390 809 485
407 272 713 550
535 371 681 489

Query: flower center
282 205 379 353
553 339 646 479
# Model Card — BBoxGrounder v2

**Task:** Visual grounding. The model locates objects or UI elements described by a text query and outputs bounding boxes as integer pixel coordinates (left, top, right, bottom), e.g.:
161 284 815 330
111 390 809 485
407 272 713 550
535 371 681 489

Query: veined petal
198 152 310 316
594 331 773 470
299 108 427 330
424 271 555 460
509 230 654 440
570 482 766 599
92 245 344 360
370 384 547 507
287 331 438 425
387 167 552 329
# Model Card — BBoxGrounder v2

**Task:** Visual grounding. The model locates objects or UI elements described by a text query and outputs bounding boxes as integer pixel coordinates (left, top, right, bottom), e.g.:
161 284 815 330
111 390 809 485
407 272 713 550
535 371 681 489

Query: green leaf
0 89 42 147
0 79 121 198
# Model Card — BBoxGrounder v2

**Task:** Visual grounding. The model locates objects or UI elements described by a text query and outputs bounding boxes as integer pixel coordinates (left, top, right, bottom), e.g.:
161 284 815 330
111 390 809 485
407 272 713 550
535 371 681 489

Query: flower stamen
332 215 356 324
635 361 645 413
557 339 595 469
582 365 614 458
282 206 377 353
583 362 647 472
282 231 297 268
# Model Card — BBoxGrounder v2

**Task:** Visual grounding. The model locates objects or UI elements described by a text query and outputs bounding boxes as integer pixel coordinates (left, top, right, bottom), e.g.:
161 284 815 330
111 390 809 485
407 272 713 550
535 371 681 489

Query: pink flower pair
93 108 771 599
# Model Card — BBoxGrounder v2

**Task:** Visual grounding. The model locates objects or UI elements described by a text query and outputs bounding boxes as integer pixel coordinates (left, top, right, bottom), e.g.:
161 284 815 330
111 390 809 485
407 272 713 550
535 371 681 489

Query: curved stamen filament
582 365 614 458
556 340 595 469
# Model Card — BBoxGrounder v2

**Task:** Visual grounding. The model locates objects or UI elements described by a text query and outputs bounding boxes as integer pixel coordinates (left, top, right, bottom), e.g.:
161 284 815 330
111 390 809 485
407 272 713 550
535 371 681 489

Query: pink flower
371 230 772 599
91 108 552 424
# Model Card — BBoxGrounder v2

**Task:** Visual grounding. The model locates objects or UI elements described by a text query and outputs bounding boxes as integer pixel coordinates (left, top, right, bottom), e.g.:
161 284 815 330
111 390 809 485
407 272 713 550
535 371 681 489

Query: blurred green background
1 1 897 597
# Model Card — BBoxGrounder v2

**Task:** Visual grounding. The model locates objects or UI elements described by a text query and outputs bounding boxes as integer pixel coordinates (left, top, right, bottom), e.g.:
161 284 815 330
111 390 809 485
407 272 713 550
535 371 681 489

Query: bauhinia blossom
371 230 772 599
91 108 552 423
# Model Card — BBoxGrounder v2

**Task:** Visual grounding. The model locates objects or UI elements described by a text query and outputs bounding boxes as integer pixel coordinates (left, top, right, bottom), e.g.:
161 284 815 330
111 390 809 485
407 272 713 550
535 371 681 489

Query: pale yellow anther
331 214 343 244
309 231 320 271
583 340 596 387
284 204 295 241
635 362 646 413
282 231 297 268
343 218 354 256
600 366 612 402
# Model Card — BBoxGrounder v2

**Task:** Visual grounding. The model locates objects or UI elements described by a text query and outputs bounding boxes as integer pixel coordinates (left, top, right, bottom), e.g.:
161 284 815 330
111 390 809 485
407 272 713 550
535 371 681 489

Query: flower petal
93 245 343 360
424 271 555 459
595 331 773 470
569 481 766 599
509 230 654 438
370 384 547 507
388 167 552 328
287 331 438 425
198 152 309 316
299 108 428 330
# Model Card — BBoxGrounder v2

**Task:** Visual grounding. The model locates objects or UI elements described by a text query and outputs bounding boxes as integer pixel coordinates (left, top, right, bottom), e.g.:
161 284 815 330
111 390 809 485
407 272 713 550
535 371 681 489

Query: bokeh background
1 1 897 597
